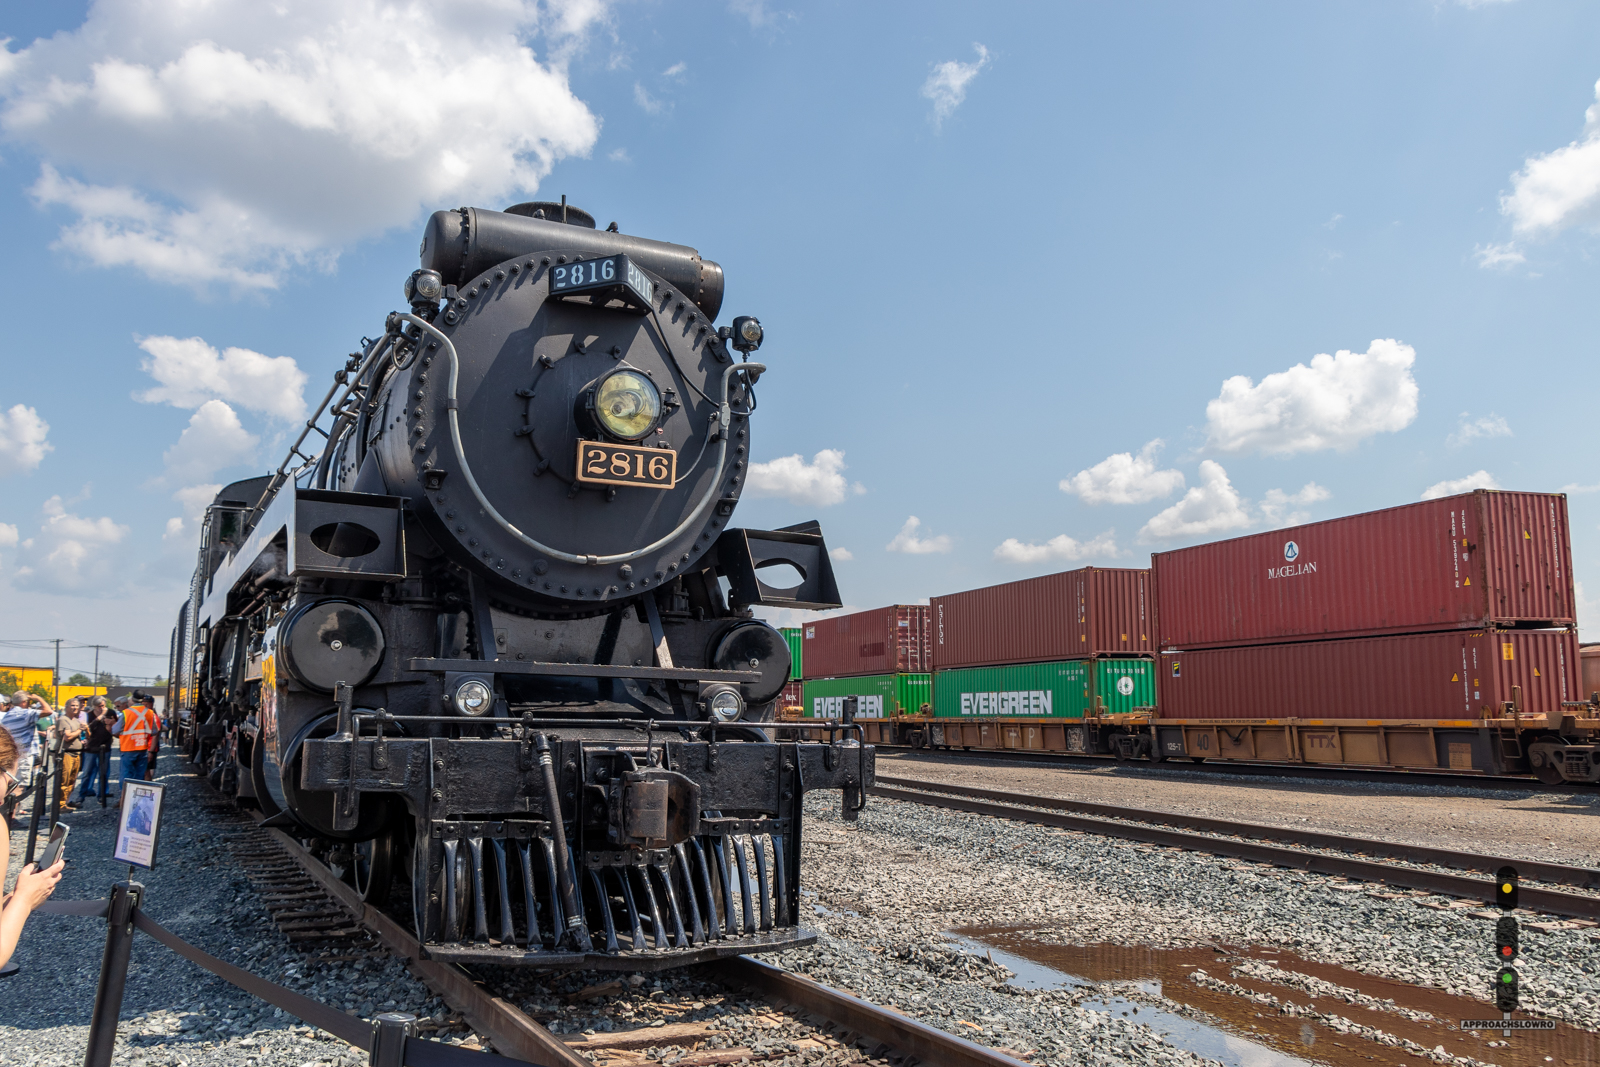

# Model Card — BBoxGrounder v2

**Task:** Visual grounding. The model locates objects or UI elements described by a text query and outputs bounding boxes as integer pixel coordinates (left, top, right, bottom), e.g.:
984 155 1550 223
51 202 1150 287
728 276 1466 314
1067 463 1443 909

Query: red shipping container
1157 629 1577 721
801 605 931 679
1579 645 1600 702
931 567 1155 670
1153 491 1574 651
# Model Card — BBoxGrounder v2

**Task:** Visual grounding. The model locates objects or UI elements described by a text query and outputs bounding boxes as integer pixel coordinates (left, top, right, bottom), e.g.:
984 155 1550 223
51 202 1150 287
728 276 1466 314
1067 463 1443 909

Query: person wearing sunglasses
0 727 63 971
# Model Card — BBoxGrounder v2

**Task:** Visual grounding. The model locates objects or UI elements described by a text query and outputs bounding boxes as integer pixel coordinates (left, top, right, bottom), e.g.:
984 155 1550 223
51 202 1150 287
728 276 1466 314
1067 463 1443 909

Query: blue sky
4 0 1600 676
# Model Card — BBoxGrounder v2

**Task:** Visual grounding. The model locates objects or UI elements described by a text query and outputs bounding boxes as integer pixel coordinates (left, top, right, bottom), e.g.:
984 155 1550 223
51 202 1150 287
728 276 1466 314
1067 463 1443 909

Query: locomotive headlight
701 684 744 722
588 369 662 441
730 316 763 353
453 679 494 717
408 269 444 304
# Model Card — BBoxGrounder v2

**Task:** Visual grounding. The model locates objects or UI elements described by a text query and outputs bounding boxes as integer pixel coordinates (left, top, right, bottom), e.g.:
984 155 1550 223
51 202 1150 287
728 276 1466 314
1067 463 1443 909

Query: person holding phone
0 726 63 970
72 698 115 808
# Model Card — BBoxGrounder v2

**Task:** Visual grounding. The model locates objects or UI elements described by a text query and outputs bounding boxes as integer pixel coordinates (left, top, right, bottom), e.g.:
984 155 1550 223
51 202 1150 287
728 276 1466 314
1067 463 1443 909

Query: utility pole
52 638 61 707
92 645 104 697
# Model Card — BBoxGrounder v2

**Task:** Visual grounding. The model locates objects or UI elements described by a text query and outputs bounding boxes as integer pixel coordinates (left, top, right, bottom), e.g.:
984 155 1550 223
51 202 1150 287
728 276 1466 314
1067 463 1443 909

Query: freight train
795 492 1600 785
167 201 874 969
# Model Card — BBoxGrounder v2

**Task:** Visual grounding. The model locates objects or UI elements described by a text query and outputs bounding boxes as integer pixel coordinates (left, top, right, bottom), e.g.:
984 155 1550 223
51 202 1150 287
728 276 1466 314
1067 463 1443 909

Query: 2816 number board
575 440 677 489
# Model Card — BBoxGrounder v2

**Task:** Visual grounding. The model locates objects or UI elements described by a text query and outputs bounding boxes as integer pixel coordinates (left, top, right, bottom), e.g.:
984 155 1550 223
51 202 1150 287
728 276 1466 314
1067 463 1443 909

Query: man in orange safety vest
112 694 159 795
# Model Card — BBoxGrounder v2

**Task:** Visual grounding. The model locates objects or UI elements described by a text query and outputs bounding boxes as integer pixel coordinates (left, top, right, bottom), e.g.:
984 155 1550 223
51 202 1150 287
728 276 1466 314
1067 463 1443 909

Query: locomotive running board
419 926 817 971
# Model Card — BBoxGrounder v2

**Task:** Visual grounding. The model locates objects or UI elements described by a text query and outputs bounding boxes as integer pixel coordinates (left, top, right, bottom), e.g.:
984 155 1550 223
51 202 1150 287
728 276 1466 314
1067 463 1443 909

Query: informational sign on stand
112 780 166 869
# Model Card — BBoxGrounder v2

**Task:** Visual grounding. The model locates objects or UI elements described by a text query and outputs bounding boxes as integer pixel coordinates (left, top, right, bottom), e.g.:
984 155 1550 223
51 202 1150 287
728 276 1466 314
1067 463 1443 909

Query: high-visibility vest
120 707 159 752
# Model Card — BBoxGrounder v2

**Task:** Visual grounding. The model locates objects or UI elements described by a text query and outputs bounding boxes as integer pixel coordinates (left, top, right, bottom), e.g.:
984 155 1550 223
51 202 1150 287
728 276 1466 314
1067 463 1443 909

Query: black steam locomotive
169 201 872 968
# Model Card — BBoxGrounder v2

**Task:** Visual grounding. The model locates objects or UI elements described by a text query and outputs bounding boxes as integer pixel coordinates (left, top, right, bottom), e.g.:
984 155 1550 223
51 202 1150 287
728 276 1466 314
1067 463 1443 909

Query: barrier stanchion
371 1013 416 1067
83 882 142 1067
49 749 63 830
23 756 50 865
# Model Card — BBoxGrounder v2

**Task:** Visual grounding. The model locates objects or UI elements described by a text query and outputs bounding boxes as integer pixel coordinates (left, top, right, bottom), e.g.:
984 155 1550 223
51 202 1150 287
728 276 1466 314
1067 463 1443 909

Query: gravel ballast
0 755 458 1067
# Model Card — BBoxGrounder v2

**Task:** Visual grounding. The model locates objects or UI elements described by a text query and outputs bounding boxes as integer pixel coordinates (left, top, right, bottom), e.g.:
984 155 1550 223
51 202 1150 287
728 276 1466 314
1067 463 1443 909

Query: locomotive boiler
169 201 872 968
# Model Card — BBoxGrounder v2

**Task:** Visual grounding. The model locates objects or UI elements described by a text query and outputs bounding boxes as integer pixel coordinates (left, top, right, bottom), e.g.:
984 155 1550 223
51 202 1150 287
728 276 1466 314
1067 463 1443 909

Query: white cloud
1323 213 1343 229
921 44 989 130
1421 470 1501 500
1203 339 1419 455
993 530 1119 564
162 401 258 485
1474 242 1525 269
1447 412 1512 448
886 516 951 555
633 83 665 114
0 0 604 290
663 62 688 79
1138 461 1253 542
0 404 52 476
136 335 307 420
1060 440 1184 505
1501 77 1600 237
0 524 17 549
1259 482 1331 529
728 0 787 29
830 547 854 562
607 148 631 164
11 495 130 594
745 449 863 507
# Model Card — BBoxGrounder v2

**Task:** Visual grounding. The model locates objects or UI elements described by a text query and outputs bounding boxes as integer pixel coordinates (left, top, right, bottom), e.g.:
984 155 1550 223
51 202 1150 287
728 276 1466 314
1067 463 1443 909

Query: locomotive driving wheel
341 827 398 906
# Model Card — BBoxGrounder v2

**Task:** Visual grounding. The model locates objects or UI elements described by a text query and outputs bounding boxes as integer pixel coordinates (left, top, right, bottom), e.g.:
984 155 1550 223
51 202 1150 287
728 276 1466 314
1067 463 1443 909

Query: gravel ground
0 753 460 1067
878 752 1600 870
757 791 1600 1066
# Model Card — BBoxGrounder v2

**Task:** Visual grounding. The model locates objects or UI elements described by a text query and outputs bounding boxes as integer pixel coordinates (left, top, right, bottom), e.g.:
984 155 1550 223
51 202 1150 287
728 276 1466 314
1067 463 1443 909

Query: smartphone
35 823 68 870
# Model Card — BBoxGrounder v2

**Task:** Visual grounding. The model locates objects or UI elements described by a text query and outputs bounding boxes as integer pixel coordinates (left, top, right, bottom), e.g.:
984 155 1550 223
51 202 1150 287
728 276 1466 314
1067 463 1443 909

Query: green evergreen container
780 626 803 680
801 674 931 719
931 658 1155 718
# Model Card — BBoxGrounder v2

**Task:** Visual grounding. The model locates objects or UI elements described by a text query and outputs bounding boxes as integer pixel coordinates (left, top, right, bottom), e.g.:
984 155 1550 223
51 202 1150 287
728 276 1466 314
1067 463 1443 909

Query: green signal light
1501 972 1515 983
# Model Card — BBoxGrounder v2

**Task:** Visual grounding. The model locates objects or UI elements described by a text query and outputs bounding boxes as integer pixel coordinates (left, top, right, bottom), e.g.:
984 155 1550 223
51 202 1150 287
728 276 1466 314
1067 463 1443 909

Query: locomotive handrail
405 656 759 682
397 311 764 568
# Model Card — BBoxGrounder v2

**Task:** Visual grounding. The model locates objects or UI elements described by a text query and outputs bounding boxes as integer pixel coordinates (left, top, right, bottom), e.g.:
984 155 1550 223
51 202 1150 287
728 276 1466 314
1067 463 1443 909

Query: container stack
929 567 1157 721
1154 490 1579 729
799 605 932 719
776 626 804 717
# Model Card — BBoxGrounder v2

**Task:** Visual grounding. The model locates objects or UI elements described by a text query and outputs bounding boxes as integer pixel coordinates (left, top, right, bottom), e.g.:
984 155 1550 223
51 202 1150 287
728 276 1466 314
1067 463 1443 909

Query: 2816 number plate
575 441 677 489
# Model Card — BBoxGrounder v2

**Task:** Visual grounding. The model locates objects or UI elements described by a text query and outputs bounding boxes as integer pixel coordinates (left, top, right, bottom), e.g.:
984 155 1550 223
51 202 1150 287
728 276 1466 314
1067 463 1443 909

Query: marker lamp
454 679 493 717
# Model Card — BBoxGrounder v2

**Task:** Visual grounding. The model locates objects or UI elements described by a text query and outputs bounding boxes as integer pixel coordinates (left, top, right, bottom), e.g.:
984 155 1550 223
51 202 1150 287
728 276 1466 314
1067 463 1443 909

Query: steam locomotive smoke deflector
396 313 765 567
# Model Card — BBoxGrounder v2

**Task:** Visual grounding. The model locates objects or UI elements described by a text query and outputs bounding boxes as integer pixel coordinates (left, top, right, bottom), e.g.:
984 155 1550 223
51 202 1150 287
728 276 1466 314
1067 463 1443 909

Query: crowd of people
0 687 167 970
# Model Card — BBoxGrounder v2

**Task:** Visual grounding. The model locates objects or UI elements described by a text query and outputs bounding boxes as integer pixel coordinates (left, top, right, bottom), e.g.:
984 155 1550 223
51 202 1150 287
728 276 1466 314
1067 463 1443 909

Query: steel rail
255 820 588 1067
876 745 1600 794
230 783 1026 1067
869 783 1600 922
712 957 1028 1067
876 775 1600 890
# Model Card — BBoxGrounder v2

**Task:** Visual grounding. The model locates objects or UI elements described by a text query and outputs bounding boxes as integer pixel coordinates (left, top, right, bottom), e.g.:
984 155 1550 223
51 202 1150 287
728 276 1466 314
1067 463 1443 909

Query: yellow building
0 664 110 705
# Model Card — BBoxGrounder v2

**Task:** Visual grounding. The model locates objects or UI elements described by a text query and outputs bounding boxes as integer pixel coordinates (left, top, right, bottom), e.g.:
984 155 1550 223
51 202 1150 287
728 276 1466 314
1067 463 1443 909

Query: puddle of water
954 927 1600 1067
946 933 1314 1067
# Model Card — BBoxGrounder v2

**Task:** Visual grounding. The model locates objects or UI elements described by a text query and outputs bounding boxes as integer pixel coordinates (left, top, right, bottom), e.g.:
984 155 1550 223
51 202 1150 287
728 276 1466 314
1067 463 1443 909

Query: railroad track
875 744 1600 794
870 776 1600 923
189 766 1026 1067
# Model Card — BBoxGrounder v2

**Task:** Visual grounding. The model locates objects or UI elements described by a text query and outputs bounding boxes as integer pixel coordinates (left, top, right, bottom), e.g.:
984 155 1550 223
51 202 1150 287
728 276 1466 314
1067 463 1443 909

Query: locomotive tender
170 201 873 968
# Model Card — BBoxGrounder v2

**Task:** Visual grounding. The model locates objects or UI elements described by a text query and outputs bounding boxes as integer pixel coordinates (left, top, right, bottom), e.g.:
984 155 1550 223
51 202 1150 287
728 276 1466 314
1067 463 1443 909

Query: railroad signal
1494 966 1519 1012
1495 915 1519 962
1495 865 1519 910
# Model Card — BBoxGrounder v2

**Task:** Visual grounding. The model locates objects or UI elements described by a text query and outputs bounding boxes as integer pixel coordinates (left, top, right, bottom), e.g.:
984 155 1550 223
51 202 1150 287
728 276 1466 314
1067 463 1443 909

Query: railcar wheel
346 828 397 906
1533 760 1567 785
251 734 284 820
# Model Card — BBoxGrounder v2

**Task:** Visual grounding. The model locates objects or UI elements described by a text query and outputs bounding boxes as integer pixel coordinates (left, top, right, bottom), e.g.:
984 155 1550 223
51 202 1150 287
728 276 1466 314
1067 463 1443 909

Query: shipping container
1153 491 1574 650
1157 628 1577 722
801 605 932 679
931 568 1155 669
779 627 803 680
801 674 931 720
1580 644 1600 702
931 658 1156 719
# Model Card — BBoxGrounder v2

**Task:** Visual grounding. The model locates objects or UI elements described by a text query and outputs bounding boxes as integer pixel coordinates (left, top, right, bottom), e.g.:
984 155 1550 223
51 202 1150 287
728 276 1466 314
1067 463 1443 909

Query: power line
0 639 167 659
